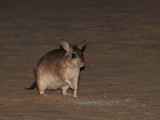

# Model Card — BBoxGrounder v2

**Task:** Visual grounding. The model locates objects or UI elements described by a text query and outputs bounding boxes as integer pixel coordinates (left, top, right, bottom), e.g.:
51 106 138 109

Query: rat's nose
78 59 85 67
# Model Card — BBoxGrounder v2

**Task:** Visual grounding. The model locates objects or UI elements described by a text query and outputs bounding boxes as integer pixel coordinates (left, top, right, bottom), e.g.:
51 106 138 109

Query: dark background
0 0 160 119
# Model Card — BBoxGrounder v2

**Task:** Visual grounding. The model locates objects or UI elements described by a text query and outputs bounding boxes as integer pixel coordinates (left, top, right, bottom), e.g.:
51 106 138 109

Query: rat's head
60 40 87 68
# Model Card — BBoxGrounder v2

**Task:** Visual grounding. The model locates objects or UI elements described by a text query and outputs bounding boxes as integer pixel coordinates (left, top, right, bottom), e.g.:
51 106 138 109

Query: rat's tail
25 81 36 90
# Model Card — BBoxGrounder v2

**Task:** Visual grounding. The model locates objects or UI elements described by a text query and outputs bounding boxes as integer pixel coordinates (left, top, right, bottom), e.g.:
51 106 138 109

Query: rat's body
26 40 86 98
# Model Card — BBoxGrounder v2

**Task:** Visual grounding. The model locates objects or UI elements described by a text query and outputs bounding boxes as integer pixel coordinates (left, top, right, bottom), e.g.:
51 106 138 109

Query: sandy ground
0 0 160 120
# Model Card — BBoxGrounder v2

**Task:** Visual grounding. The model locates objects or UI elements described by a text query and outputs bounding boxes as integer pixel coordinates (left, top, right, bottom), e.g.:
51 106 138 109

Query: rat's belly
46 77 68 89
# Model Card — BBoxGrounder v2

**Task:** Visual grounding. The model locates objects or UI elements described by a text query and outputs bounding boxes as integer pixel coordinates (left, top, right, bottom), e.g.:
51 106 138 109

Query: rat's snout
78 59 85 67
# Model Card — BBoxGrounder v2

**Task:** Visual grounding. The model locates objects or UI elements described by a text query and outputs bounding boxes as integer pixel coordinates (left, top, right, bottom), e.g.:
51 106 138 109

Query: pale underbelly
46 77 68 89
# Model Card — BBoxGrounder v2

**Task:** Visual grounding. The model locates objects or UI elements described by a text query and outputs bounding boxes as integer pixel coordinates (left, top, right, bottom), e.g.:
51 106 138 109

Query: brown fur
26 40 87 98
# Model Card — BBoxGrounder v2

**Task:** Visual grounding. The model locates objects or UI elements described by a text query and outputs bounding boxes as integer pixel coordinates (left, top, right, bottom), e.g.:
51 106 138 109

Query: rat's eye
72 53 77 59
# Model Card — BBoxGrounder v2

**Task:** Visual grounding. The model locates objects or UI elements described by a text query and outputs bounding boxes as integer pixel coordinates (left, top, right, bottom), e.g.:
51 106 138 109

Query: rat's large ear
76 40 87 51
60 40 72 52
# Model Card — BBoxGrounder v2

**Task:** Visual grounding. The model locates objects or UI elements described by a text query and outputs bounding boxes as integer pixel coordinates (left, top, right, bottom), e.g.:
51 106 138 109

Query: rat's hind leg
37 79 47 96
